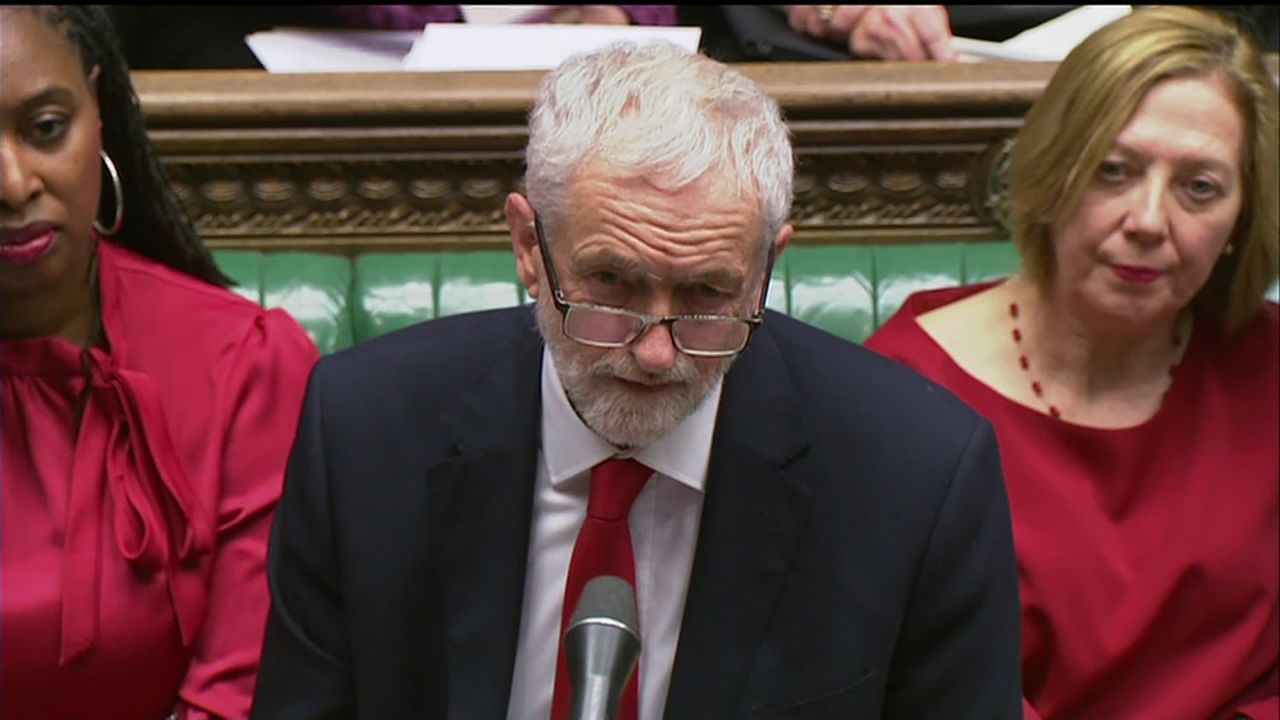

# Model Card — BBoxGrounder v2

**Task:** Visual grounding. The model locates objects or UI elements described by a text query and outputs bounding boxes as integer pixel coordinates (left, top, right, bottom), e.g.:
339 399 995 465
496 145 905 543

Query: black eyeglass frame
532 211 776 358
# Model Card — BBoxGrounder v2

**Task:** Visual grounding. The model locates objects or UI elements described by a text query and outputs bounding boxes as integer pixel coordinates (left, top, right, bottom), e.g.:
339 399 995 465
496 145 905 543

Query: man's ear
506 192 542 299
773 222 794 259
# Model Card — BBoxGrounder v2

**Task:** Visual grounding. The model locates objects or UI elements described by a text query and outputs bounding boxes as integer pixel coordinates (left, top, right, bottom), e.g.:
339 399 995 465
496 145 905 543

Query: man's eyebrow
572 250 649 277
672 268 745 292
572 250 747 289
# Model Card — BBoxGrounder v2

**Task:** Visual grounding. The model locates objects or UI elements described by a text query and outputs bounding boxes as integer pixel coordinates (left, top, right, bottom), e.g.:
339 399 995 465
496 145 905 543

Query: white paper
459 5 556 24
246 29 422 73
402 24 702 72
952 5 1132 63
952 37 1060 63
1003 5 1132 58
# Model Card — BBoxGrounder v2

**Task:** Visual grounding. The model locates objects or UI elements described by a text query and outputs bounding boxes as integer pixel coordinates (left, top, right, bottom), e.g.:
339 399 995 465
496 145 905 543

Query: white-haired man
253 42 1022 719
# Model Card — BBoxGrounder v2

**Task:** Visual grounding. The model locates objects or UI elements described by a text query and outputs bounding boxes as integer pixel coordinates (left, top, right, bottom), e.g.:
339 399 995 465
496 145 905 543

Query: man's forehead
565 167 760 233
571 245 747 283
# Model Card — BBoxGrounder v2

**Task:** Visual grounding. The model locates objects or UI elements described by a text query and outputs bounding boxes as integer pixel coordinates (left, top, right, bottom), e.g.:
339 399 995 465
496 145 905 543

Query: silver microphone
564 575 642 720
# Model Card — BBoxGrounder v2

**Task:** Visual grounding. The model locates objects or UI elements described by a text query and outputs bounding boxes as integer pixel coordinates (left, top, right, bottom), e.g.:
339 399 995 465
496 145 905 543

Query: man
251 42 1021 718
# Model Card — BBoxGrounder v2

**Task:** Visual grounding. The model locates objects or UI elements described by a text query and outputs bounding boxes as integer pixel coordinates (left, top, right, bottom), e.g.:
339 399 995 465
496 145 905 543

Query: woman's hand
786 5 957 61
551 5 632 25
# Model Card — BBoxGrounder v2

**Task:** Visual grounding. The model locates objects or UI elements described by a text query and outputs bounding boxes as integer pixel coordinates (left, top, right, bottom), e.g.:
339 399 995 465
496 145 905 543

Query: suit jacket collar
428 309 814 718
664 316 816 717
431 308 545 718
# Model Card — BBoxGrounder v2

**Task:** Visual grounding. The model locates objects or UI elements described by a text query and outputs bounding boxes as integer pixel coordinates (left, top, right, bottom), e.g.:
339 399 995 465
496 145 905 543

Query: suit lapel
427 310 544 717
664 319 815 718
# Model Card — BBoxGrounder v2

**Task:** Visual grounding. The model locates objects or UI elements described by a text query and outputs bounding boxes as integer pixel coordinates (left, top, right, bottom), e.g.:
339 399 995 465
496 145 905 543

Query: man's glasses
534 212 774 358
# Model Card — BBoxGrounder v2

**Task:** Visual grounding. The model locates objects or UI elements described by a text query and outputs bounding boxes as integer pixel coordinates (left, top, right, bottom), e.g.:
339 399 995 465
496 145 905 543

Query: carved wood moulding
165 155 523 251
164 141 1015 253
136 63 1048 252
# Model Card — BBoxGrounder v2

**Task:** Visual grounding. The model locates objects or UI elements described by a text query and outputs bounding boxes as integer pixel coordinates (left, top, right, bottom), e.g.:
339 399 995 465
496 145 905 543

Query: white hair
525 41 794 253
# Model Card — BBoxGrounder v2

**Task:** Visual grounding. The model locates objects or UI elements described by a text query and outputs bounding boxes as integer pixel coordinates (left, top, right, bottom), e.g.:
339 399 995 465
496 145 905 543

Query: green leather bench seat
217 242 1280 355
214 243 1020 355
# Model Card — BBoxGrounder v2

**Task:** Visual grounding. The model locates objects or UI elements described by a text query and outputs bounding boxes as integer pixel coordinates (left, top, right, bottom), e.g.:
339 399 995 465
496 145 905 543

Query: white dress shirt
506 350 721 720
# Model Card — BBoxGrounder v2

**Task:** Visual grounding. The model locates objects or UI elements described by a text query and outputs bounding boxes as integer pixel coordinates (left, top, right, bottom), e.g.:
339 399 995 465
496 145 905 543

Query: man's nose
629 292 681 373
630 319 679 374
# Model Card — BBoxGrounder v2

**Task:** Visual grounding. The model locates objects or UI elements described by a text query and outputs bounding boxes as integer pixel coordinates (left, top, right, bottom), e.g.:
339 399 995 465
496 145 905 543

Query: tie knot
587 458 652 521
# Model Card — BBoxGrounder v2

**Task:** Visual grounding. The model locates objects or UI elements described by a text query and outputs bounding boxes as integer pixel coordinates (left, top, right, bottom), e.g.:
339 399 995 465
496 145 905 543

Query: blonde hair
1007 6 1278 333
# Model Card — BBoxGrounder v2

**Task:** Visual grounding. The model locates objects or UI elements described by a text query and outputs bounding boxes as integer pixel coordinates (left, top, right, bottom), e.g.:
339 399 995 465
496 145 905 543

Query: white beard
535 293 733 448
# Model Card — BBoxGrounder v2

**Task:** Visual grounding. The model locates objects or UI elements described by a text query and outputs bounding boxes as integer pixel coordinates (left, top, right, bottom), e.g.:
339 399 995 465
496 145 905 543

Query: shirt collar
540 349 722 493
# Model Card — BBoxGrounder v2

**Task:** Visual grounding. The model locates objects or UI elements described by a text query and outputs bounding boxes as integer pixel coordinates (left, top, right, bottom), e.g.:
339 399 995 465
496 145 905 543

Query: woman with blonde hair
868 6 1278 718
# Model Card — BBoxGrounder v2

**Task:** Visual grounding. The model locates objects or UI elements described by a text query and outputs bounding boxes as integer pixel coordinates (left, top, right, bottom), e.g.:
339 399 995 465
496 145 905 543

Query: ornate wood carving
162 144 1017 252
135 58 1273 252
165 156 526 250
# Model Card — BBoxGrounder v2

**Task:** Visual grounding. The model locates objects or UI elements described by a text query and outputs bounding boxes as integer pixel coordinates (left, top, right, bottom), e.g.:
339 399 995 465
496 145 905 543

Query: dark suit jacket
251 306 1022 718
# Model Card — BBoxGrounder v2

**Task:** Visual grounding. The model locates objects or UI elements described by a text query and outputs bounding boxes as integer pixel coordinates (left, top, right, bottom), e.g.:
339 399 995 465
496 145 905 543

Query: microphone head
568 575 638 636
564 575 641 719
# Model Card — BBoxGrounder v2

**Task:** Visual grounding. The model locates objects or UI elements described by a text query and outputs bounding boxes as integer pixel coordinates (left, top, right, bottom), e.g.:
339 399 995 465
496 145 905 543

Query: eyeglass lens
563 306 749 353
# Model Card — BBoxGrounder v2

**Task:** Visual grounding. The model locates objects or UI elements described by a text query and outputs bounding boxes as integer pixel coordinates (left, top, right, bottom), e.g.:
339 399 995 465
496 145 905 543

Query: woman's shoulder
865 280 1018 411
866 281 1004 355
101 242 317 361
1208 301 1280 376
916 281 1009 351
104 241 253 311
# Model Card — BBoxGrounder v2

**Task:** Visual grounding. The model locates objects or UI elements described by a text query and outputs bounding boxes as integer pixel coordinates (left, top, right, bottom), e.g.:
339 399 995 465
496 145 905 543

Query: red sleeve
1229 663 1279 720
1235 698 1280 720
176 309 320 719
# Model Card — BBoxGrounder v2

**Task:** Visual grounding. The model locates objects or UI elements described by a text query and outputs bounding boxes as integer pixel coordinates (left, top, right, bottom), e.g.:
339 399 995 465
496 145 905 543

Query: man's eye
680 284 735 314
583 271 632 305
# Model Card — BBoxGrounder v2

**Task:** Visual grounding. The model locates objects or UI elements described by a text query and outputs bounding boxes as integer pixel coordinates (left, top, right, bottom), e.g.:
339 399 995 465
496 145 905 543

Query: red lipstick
0 223 57 265
1111 263 1162 285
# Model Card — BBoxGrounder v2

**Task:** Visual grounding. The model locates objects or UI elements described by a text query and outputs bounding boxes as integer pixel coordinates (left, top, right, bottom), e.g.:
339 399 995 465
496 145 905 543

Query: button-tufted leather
214 242 1027 354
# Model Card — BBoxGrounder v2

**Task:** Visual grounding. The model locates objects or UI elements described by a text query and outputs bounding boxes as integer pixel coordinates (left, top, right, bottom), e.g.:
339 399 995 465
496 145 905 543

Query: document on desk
246 29 422 72
401 24 702 71
247 24 701 73
953 5 1132 62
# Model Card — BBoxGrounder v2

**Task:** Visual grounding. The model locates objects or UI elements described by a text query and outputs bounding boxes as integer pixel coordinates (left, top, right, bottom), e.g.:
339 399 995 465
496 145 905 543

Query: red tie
550 458 652 720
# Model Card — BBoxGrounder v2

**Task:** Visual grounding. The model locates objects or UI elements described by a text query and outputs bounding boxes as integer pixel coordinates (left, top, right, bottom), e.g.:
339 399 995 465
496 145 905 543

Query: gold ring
815 5 836 24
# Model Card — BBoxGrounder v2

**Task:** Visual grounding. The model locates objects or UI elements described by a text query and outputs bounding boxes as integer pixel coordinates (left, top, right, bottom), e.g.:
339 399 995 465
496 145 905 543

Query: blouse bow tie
59 351 214 666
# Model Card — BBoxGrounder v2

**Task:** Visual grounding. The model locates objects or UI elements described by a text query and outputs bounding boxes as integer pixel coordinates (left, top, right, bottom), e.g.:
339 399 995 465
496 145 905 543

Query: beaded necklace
1008 300 1185 420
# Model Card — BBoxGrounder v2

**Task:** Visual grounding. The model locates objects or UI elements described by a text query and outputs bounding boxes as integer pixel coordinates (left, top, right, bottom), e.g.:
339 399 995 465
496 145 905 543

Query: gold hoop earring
94 150 124 236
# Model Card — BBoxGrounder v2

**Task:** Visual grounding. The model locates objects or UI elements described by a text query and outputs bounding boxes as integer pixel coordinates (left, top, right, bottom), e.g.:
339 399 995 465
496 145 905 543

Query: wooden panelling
133 57 1277 252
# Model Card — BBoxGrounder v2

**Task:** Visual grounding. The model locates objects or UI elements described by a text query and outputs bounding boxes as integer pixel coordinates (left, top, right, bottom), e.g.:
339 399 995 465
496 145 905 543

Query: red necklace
1008 301 1184 420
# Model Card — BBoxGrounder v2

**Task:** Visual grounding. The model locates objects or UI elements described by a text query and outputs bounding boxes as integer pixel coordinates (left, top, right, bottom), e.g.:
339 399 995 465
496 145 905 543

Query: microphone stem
571 673 624 720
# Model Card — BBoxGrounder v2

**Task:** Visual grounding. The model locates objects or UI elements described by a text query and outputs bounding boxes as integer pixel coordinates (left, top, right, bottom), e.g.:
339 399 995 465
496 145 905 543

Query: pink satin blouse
1 240 319 719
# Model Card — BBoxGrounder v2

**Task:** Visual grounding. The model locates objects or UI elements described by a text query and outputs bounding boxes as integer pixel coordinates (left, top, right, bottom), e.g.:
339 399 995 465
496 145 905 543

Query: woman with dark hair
0 6 318 718
867 6 1278 718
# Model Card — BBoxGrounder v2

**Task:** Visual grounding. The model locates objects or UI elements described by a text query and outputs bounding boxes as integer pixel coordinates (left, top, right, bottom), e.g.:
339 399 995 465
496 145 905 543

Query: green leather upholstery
219 251 354 354
219 241 1277 355
215 242 1022 354
352 253 437 342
